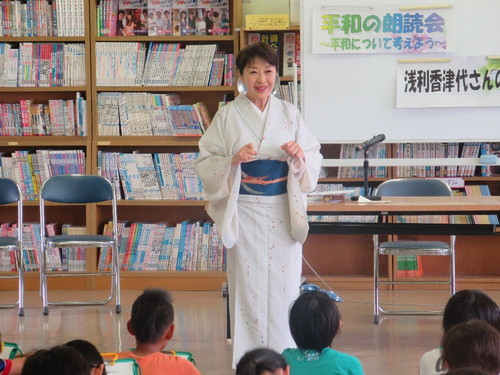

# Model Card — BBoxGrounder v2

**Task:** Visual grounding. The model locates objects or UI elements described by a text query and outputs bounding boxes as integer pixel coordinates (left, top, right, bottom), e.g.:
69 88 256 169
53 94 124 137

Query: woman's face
240 57 277 107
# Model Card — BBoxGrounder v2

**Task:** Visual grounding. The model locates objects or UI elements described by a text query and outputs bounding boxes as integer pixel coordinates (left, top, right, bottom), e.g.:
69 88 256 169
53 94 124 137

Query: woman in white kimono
194 42 323 367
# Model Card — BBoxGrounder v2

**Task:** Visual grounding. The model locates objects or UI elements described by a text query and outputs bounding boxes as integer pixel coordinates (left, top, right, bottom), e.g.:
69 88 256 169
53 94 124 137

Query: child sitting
237 348 289 375
419 289 500 375
441 320 499 375
282 291 364 375
21 345 89 375
118 288 200 375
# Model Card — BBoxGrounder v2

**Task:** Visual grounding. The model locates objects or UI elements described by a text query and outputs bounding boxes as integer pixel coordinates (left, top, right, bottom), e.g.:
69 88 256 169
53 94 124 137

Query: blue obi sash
240 159 288 196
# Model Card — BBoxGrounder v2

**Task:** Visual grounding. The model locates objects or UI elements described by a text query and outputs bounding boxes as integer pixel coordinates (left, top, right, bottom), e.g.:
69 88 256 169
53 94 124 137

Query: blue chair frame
39 175 121 315
373 178 456 324
0 178 24 316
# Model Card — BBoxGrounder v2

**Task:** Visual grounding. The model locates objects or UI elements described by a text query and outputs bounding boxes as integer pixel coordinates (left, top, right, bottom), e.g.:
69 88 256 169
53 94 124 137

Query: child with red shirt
118 289 200 375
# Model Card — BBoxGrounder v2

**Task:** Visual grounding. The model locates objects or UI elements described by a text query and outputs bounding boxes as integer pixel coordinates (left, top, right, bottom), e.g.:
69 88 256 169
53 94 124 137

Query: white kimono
194 94 322 367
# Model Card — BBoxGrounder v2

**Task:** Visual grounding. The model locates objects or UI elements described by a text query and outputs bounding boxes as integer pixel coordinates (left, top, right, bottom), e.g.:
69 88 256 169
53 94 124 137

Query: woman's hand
281 141 304 160
232 143 257 165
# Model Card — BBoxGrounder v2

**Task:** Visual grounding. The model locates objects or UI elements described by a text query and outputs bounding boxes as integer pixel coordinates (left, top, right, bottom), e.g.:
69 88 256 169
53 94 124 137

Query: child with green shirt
282 291 364 375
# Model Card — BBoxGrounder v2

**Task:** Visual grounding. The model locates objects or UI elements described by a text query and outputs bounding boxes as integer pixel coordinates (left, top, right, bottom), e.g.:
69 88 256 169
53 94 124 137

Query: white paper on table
358 196 391 203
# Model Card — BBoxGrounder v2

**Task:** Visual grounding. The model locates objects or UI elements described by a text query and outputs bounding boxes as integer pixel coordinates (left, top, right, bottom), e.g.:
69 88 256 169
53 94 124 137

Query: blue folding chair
0 178 24 316
39 175 121 315
373 178 456 324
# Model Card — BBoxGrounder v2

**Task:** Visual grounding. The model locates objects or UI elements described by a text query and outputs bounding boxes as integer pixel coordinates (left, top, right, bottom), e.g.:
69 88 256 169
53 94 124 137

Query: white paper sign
397 56 500 108
312 5 453 54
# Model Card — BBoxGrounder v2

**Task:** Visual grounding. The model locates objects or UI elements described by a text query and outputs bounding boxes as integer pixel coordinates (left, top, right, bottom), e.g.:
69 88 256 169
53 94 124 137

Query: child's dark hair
130 288 174 344
441 320 500 375
21 346 90 375
65 339 106 375
442 289 500 333
447 369 490 375
289 291 341 352
236 348 287 375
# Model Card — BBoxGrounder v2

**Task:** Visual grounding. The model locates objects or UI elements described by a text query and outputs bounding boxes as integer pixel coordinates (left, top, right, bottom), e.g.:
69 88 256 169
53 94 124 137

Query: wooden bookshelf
86 0 239 289
0 0 93 288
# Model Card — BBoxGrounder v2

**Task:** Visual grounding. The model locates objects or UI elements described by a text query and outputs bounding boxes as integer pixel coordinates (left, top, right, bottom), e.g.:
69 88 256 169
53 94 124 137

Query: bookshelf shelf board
465 176 500 182
97 200 208 207
95 86 235 93
280 76 298 82
323 157 500 168
0 136 89 147
95 35 235 43
0 37 87 43
319 177 388 183
95 136 200 147
240 26 300 32
120 270 224 277
0 87 87 93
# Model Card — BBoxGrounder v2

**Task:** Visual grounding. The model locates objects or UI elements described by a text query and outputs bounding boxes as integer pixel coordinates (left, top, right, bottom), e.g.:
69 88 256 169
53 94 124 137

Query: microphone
355 134 386 152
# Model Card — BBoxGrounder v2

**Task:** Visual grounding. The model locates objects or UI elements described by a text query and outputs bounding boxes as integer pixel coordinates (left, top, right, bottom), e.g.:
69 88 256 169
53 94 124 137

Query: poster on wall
396 56 500 108
312 4 453 54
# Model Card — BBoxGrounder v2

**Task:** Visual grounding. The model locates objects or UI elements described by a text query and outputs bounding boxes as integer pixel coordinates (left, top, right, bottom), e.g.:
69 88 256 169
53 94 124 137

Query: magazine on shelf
147 0 173 35
118 0 148 36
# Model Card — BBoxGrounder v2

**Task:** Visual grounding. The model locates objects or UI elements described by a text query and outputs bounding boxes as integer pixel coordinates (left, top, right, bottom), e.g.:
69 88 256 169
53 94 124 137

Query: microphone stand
362 147 381 200
351 145 382 201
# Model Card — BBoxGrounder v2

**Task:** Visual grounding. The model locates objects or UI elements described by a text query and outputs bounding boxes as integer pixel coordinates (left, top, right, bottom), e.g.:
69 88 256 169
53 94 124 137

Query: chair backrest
374 179 452 197
41 175 114 203
0 178 21 205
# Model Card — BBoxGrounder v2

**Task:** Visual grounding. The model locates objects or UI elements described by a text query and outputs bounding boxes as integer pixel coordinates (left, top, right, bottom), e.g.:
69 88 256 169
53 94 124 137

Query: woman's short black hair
21 346 90 375
236 41 279 74
289 291 341 352
236 348 287 375
442 289 500 333
441 320 500 375
130 288 174 344
65 339 106 375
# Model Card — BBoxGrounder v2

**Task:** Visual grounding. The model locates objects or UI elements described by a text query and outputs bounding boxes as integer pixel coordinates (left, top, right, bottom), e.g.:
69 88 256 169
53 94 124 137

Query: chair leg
450 236 456 295
16 250 24 317
40 243 49 315
113 244 121 314
373 235 380 324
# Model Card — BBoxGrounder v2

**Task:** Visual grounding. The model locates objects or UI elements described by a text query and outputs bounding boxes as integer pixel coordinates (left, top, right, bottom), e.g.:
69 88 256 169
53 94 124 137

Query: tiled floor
0 288 499 375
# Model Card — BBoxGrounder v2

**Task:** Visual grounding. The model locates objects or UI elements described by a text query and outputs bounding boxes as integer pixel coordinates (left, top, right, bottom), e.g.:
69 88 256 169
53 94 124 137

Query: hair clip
300 283 343 302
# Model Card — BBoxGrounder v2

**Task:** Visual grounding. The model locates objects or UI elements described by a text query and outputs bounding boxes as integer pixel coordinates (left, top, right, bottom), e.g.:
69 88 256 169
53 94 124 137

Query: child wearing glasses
282 291 364 375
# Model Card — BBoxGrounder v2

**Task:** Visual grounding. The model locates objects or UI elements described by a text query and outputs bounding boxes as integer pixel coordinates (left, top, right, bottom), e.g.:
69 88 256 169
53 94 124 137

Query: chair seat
0 237 18 249
46 235 114 248
379 240 451 256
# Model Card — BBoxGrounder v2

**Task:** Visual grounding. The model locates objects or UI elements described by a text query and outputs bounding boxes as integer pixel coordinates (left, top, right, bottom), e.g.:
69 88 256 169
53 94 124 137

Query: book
172 0 197 36
147 0 173 36
118 0 148 36
210 0 229 35
282 32 296 77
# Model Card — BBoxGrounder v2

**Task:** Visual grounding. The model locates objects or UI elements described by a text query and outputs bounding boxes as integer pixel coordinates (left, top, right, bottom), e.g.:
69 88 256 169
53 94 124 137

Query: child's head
289 291 341 352
65 339 106 375
442 289 500 333
236 348 289 375
441 320 500 375
21 345 90 375
447 369 490 375
128 288 174 346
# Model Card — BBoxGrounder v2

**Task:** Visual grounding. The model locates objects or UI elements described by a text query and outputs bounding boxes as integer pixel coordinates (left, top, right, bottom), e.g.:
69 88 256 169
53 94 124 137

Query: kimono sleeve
193 108 238 203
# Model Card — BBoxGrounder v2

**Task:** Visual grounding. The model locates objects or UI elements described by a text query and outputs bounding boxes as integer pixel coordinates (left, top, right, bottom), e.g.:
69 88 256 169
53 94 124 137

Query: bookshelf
87 0 240 290
0 0 93 290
